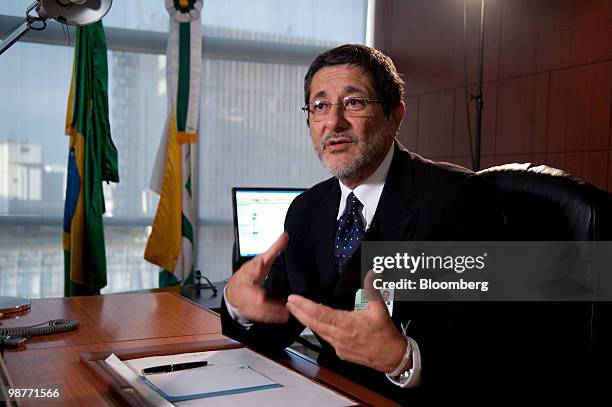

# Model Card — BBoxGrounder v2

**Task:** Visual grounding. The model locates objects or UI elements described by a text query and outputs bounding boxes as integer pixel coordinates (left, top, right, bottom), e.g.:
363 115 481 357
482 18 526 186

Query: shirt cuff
385 336 421 388
223 285 253 328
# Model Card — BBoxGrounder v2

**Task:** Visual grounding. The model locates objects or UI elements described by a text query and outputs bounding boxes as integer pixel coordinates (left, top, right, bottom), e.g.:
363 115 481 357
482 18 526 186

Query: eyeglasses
301 97 383 122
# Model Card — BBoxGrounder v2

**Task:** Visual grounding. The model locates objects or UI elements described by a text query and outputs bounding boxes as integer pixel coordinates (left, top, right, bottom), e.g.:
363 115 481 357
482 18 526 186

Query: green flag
63 21 119 296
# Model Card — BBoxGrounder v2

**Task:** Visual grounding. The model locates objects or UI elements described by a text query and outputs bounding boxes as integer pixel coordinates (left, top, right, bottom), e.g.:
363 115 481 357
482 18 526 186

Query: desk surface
2 293 398 407
122 281 226 311
1 293 222 350
2 293 224 406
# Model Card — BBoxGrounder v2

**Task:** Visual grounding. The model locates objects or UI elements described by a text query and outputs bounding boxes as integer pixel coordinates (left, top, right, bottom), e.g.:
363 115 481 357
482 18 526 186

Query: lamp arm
0 20 31 56
0 1 48 57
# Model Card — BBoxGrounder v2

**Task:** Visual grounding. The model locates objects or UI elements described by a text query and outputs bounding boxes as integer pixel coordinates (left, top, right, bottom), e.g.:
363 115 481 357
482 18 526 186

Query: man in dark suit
221 44 503 403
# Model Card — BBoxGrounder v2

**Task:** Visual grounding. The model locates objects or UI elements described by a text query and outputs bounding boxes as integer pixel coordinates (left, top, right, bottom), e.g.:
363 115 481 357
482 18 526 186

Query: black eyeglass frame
301 96 384 122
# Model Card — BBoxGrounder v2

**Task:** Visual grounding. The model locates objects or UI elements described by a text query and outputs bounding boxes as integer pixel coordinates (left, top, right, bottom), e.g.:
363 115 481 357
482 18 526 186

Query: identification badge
354 288 369 311
354 288 394 316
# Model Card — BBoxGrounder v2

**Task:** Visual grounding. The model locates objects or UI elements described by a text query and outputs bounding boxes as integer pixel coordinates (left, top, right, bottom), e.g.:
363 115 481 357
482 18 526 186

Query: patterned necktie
335 192 365 271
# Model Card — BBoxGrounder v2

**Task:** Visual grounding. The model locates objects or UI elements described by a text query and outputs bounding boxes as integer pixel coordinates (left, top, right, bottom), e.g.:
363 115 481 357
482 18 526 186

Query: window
0 0 368 298
0 44 165 297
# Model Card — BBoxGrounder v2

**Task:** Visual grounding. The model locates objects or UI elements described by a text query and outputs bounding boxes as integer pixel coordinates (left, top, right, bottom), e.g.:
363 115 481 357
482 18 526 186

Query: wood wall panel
547 62 612 152
447 155 551 171
397 96 418 151
417 89 454 158
492 154 548 167
449 156 474 169
389 0 501 96
546 151 609 190
479 155 496 170
496 73 549 155
499 0 611 79
453 82 497 158
380 0 611 191
467 154 548 172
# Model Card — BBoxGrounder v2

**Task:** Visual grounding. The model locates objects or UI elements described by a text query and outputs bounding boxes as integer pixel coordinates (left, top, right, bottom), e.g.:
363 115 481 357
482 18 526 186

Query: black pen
142 361 209 375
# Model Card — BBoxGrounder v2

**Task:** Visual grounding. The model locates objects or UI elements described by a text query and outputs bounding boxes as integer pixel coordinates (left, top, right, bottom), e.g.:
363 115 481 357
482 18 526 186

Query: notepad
141 364 282 402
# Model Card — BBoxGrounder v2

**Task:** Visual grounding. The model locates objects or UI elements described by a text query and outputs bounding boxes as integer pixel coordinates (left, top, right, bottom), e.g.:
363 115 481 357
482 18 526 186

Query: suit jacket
222 144 513 403
222 144 596 403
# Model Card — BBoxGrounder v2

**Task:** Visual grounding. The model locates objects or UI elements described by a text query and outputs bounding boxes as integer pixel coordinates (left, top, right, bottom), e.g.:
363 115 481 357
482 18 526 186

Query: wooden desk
2 293 398 406
2 293 223 406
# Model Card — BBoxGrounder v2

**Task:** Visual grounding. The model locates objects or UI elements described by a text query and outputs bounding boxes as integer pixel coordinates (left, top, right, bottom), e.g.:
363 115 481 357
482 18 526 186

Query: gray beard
316 131 390 182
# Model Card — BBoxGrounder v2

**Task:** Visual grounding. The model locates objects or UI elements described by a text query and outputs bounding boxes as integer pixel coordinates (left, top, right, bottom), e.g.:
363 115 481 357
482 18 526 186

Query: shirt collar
337 143 395 228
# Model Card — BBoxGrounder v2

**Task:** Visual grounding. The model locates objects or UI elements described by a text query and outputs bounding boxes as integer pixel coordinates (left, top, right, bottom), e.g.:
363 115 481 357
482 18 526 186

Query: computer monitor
232 187 305 269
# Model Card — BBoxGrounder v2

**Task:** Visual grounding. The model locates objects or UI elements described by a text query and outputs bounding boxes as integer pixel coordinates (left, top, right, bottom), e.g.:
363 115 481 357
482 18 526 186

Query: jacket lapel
367 144 417 242
310 180 341 296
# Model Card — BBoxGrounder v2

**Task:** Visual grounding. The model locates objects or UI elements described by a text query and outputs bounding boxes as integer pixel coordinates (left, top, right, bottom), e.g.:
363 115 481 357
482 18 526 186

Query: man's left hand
286 294 407 373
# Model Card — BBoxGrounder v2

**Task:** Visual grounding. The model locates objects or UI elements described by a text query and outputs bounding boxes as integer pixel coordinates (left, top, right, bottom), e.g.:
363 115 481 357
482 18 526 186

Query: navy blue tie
335 192 365 271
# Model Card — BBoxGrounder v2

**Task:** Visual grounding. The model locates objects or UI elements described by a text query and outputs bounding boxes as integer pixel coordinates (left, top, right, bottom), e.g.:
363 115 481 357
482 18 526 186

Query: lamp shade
38 0 112 26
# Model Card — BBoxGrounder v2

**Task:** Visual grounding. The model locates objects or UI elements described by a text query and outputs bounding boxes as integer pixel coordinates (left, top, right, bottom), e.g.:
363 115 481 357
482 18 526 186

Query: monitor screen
232 188 305 258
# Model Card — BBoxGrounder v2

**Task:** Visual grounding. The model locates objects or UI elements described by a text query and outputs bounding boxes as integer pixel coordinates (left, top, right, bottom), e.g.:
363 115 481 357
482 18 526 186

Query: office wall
374 0 611 191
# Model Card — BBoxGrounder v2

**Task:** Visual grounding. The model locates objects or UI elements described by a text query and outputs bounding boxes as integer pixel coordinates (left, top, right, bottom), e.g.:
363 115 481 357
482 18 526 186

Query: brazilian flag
63 21 118 296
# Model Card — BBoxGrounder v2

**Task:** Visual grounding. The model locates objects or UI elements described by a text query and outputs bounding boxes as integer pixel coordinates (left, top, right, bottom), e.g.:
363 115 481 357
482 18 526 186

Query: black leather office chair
478 162 612 241
478 163 611 389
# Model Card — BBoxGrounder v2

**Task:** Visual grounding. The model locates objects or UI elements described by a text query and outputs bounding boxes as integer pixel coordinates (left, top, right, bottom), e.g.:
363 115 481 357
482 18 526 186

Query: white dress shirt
225 143 421 388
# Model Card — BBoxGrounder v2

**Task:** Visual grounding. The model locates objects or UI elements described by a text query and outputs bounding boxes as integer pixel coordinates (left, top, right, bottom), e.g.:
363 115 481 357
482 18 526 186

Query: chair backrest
478 163 612 371
478 163 612 241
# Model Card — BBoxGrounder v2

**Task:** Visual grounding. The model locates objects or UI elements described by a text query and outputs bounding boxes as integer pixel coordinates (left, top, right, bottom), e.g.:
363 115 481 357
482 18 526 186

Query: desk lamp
0 0 112 56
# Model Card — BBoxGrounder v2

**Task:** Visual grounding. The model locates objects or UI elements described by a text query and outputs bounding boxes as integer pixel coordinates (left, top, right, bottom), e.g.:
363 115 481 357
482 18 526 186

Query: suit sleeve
220 198 314 352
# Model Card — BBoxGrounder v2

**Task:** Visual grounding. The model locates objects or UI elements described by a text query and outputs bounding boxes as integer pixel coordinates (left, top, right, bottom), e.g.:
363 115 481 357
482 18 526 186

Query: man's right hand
225 232 290 323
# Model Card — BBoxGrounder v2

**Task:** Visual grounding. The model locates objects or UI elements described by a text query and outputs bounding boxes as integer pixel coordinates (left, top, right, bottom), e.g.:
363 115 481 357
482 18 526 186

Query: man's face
307 64 402 182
